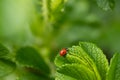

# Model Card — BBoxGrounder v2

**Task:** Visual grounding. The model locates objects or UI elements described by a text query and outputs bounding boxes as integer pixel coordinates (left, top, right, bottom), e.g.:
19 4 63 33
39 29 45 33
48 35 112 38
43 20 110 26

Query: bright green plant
0 44 52 80
0 0 118 80
54 42 120 80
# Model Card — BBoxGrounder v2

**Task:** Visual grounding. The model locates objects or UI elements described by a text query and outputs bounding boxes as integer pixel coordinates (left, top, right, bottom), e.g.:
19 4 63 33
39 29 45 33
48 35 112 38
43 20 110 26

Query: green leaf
55 72 76 80
107 53 120 80
54 42 108 80
15 47 50 75
54 53 87 67
67 45 101 80
79 42 109 80
0 59 16 77
96 0 115 10
18 69 50 80
0 43 9 58
57 64 96 80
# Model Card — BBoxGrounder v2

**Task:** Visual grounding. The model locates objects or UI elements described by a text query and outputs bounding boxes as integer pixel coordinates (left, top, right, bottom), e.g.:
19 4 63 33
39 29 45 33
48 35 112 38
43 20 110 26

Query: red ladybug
60 48 67 56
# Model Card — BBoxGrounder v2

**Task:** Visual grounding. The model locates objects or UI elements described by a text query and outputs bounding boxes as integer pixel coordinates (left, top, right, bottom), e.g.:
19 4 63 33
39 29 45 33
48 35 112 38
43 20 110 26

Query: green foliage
96 0 115 10
0 44 16 78
79 42 108 80
0 59 16 77
16 47 50 75
0 43 52 80
55 72 76 80
57 64 96 80
51 0 64 12
54 42 120 80
0 0 119 80
107 53 120 80
18 69 50 80
0 44 9 58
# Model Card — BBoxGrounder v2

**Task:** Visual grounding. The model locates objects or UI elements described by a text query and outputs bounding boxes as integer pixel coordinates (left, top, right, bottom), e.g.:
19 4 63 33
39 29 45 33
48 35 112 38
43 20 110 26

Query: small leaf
0 43 9 58
96 0 115 10
57 64 96 80
107 53 120 80
79 42 109 80
15 47 50 75
0 59 16 77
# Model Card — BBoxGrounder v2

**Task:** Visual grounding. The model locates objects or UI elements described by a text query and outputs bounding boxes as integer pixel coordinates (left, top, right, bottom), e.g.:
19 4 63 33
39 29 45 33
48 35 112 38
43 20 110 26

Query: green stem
42 0 49 25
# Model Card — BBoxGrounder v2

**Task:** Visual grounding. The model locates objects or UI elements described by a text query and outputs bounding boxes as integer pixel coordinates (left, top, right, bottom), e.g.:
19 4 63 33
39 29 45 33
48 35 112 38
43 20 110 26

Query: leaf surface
55 72 76 80
16 47 50 75
79 42 109 80
0 59 16 77
107 53 120 80
0 44 9 58
55 42 109 80
57 64 96 80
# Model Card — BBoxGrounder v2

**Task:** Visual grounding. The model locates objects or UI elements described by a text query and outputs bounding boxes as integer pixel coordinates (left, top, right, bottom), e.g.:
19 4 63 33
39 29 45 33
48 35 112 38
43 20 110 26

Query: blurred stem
42 0 49 26
41 0 53 47
42 0 52 34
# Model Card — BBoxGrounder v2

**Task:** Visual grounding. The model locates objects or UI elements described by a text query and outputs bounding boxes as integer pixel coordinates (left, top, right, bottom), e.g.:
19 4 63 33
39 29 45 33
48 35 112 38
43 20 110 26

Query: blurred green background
0 0 120 79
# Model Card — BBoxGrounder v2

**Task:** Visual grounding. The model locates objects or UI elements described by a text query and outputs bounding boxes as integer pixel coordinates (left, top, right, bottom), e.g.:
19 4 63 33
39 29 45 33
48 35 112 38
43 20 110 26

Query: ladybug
60 48 68 56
